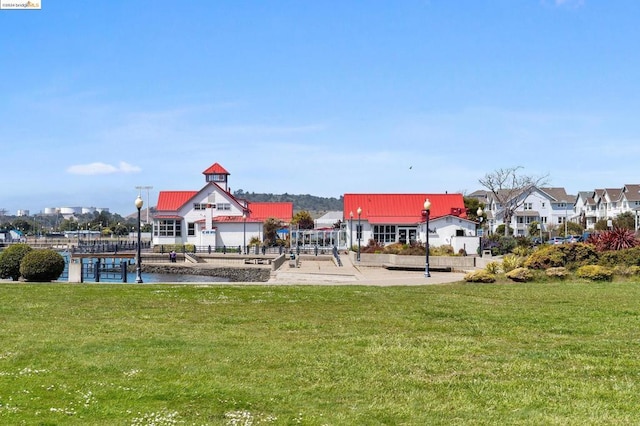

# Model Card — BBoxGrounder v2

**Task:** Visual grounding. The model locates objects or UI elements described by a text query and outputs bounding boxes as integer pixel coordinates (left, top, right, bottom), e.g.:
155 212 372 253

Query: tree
463 197 485 222
594 219 609 231
528 221 541 238
562 221 584 237
613 212 636 230
478 166 549 236
263 217 282 246
0 243 33 281
292 211 315 230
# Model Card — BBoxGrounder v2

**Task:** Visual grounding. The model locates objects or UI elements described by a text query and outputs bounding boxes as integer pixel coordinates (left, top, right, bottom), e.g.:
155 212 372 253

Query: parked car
548 237 565 245
565 235 581 243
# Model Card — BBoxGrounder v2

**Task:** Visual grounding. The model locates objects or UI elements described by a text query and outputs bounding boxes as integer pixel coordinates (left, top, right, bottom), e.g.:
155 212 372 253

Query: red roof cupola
202 162 230 191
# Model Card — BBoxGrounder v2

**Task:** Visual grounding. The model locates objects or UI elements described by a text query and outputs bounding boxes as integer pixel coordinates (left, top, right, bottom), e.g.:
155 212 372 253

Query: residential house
342 193 478 252
152 163 293 250
575 185 640 230
484 187 575 237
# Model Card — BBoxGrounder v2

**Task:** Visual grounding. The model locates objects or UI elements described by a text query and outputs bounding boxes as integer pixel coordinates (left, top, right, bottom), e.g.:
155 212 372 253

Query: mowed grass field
1 281 640 425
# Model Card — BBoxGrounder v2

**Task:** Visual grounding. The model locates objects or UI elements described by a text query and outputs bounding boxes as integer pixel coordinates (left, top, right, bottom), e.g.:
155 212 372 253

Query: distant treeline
234 190 343 212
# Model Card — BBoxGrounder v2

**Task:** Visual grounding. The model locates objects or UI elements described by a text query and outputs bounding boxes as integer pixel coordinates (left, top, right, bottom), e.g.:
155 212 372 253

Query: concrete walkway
268 254 466 286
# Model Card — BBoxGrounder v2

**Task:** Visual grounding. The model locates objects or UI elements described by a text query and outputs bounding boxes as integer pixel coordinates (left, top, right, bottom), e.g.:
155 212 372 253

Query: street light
357 207 362 262
349 211 353 251
477 206 483 257
242 211 247 255
422 199 431 278
135 195 144 283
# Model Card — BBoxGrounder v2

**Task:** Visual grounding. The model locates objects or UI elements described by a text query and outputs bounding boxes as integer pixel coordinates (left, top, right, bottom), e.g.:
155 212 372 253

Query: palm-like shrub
501 254 525 272
0 243 33 281
19 249 65 282
588 228 639 251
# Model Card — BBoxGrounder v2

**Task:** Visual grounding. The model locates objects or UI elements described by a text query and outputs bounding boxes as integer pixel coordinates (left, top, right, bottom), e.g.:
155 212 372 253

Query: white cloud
66 161 141 175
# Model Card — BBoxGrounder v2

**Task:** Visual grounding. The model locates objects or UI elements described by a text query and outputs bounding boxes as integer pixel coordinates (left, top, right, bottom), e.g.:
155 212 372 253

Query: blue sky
2 0 640 216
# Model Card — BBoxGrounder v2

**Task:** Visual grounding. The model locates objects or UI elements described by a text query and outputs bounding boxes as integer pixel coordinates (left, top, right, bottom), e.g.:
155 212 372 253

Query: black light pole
477 206 484 257
349 211 353 252
423 199 431 278
242 212 247 254
135 195 144 283
357 207 362 262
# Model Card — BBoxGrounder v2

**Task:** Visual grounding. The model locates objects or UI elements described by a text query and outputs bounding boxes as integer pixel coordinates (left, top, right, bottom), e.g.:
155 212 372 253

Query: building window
373 225 396 243
216 203 231 210
206 174 226 182
541 217 547 224
356 224 362 240
187 222 195 236
524 203 533 210
193 203 207 210
541 202 546 208
156 220 182 237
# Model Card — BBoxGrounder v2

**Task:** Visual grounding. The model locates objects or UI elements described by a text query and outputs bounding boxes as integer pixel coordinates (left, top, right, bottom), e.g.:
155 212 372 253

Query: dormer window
206 174 226 182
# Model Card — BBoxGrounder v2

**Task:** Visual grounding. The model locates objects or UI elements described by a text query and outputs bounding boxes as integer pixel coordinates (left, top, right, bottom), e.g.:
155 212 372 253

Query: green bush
153 244 196 254
512 246 532 257
598 247 640 268
19 249 65 282
505 267 533 283
524 245 566 270
464 270 496 283
576 265 613 282
0 243 33 281
430 245 455 256
546 267 569 280
524 243 597 271
494 237 517 256
560 243 599 268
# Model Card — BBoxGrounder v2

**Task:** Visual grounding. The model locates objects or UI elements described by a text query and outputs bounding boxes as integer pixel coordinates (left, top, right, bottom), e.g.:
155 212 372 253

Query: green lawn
1 281 640 425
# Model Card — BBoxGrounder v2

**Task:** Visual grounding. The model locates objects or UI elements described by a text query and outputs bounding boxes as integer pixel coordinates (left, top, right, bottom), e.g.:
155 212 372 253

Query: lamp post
422 199 431 278
357 207 362 262
477 206 483 257
349 211 353 251
242 212 247 254
135 195 144 283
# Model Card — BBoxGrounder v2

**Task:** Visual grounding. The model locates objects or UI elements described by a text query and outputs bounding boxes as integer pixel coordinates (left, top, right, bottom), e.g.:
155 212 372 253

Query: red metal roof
156 191 198 211
248 202 293 222
343 193 467 224
202 162 230 176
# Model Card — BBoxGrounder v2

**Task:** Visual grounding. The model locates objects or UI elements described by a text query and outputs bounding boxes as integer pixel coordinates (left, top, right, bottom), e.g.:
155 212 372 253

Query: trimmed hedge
19 249 65 282
576 265 613 281
505 267 533 283
546 267 569 280
464 270 496 283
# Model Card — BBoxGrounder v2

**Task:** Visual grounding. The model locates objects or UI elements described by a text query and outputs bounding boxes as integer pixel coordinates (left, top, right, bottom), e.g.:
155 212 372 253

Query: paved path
267 255 466 286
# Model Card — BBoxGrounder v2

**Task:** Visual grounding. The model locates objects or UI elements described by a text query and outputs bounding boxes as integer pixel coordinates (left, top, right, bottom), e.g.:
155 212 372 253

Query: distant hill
233 190 343 213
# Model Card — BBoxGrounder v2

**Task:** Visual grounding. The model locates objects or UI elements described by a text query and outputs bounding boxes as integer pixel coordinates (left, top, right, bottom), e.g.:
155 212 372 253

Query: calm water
61 253 230 283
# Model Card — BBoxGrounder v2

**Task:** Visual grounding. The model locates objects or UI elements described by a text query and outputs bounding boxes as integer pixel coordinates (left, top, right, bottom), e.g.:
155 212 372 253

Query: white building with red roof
343 193 478 251
153 163 293 250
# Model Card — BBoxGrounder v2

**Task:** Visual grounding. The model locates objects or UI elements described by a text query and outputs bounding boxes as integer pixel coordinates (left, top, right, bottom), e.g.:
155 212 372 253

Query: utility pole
135 186 153 224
